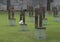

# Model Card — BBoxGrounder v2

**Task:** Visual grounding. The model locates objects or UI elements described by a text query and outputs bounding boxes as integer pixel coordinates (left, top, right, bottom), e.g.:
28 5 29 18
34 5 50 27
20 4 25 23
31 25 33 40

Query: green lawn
0 11 60 42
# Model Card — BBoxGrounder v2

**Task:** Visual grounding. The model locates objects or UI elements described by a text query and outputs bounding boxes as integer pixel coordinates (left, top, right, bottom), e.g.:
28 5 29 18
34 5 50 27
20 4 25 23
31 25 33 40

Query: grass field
0 11 60 42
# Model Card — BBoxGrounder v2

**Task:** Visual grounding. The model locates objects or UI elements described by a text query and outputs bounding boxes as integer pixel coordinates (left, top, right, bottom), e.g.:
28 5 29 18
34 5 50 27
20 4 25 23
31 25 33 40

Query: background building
0 0 60 11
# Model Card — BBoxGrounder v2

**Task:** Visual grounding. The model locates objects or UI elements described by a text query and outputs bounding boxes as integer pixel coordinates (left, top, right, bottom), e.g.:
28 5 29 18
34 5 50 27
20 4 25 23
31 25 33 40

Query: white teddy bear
19 20 23 24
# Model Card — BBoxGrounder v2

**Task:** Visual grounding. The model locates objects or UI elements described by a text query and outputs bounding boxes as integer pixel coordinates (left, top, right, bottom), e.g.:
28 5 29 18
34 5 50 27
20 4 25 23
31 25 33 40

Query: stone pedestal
54 16 60 22
58 12 60 14
42 18 47 26
35 27 46 40
26 12 29 16
20 24 27 31
45 12 48 16
9 19 16 26
29 17 35 22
